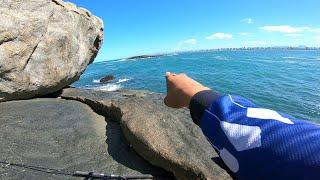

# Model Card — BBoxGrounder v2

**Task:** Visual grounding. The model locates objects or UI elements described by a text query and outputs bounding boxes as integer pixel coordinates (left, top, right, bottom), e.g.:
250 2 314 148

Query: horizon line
97 45 320 62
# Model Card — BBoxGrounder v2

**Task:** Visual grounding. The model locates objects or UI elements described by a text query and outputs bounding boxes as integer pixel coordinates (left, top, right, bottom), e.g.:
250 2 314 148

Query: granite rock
0 98 169 179
60 88 232 180
0 0 103 102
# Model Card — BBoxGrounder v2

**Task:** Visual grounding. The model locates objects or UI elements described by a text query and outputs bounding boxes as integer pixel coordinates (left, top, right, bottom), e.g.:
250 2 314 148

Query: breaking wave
92 77 132 84
92 79 100 83
282 56 297 59
117 78 132 83
87 84 122 91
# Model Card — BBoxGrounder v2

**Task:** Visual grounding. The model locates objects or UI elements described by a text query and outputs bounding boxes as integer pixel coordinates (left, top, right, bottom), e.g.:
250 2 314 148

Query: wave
108 58 130 62
282 56 316 60
87 84 122 91
282 56 297 59
117 58 148 62
165 53 179 57
117 78 132 83
283 60 298 64
93 77 132 84
282 56 311 60
92 79 100 83
214 56 228 60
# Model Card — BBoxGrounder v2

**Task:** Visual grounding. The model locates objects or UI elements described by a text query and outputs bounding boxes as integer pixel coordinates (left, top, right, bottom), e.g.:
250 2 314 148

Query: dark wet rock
60 88 232 180
0 98 169 179
100 75 115 83
0 0 103 102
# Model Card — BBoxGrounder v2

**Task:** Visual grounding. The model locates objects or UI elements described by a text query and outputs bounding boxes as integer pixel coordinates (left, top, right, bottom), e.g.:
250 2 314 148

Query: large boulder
0 0 103 102
60 88 232 180
0 98 169 179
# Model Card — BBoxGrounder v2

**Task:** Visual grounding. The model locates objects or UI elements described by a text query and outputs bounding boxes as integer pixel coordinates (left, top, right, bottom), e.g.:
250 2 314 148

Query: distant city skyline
68 0 320 61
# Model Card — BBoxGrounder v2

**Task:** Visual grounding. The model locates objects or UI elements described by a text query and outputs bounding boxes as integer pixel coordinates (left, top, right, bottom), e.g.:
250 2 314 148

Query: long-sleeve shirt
189 90 320 180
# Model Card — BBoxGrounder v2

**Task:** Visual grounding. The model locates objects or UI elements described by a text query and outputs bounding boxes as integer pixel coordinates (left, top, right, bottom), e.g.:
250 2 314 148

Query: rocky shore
0 0 231 179
0 88 232 179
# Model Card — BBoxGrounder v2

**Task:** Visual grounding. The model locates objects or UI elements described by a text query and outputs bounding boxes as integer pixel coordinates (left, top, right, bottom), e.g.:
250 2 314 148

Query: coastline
115 47 320 62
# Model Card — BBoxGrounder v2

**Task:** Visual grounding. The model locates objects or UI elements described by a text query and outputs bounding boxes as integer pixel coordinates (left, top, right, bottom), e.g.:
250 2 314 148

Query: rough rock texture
60 88 232 180
0 98 170 179
0 0 103 102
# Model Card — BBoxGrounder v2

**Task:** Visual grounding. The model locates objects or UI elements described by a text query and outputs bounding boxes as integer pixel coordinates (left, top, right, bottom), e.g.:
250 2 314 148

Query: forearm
189 90 220 125
189 91 320 179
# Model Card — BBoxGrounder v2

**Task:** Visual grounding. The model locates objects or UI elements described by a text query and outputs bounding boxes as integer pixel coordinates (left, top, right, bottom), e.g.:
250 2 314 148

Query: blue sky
68 0 320 61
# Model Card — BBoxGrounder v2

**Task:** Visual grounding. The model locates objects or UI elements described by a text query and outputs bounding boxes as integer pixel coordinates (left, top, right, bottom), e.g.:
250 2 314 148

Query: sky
68 0 320 61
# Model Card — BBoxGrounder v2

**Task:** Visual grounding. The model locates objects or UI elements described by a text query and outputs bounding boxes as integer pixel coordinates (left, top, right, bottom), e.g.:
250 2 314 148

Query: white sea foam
283 60 297 64
92 77 132 84
282 56 296 59
166 53 179 57
117 78 132 83
118 59 128 62
282 56 313 60
89 84 122 91
214 56 228 60
93 79 100 83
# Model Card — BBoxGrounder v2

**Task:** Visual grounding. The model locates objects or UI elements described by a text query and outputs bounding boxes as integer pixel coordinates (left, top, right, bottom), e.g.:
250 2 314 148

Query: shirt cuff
189 90 220 126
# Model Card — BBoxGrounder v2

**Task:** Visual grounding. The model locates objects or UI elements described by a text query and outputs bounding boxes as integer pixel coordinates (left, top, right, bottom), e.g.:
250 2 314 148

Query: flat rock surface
0 0 103 102
0 98 168 179
61 88 232 180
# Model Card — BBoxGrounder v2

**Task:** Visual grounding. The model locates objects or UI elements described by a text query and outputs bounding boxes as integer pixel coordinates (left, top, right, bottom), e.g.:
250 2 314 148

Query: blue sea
73 50 320 122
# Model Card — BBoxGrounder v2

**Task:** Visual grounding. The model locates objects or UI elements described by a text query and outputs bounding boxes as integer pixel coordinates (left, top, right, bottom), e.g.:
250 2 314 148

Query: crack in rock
61 96 123 123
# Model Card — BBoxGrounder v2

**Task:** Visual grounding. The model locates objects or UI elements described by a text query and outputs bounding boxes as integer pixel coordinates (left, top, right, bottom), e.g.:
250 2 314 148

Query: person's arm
164 72 320 179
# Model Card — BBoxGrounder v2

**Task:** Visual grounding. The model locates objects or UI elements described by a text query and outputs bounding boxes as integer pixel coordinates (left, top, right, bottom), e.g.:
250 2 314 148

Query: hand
164 72 210 108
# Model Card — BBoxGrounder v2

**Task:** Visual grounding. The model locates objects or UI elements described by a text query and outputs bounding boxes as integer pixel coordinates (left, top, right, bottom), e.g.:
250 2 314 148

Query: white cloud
260 25 320 35
241 18 253 24
175 38 197 51
314 36 320 41
206 33 233 40
284 33 303 37
260 25 308 33
307 28 320 33
182 38 197 45
239 32 249 36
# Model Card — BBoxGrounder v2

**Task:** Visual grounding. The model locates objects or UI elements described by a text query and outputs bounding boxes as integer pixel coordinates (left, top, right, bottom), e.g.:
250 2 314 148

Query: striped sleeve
189 91 320 180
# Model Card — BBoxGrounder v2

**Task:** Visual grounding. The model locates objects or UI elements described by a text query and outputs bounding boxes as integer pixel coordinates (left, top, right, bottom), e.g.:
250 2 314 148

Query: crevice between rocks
60 96 123 123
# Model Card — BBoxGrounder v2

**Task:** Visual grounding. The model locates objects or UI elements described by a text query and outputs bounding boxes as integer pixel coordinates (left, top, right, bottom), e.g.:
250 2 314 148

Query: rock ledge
60 88 231 180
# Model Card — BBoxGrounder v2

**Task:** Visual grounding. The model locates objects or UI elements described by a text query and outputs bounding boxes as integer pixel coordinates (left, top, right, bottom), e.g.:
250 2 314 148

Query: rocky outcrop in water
0 0 103 102
126 54 163 60
100 75 115 83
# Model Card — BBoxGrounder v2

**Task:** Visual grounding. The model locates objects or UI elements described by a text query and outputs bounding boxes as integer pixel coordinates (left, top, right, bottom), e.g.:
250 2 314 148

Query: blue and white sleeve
189 90 320 180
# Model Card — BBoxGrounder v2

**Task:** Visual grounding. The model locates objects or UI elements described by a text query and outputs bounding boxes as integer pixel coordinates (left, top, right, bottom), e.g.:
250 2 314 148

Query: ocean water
73 50 320 122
